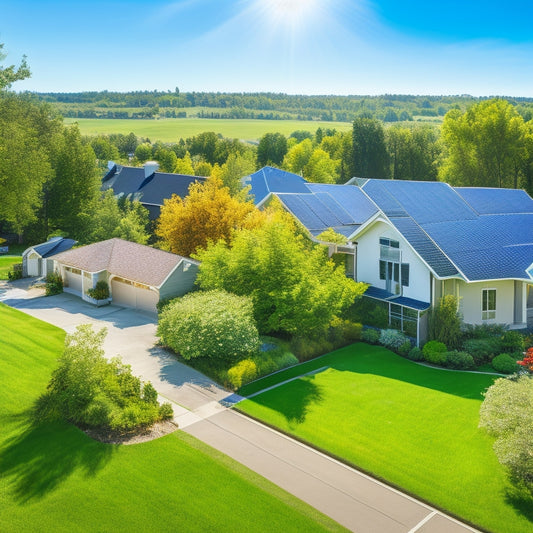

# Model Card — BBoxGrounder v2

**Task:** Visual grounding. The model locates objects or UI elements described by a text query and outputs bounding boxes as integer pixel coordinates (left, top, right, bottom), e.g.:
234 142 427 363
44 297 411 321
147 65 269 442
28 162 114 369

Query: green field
64 117 352 143
0 304 344 533
0 256 22 280
238 344 533 533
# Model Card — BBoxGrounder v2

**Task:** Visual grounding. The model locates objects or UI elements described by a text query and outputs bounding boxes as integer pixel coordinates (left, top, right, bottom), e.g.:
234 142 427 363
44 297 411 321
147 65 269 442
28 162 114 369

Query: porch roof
363 286 430 311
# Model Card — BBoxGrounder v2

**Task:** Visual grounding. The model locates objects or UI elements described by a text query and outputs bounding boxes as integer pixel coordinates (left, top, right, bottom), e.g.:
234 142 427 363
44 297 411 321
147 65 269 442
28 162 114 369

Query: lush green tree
174 151 195 175
282 138 313 174
158 290 260 361
257 132 288 168
47 125 100 241
154 146 178 172
194 160 213 177
304 148 338 184
90 135 120 166
352 117 390 178
195 213 366 337
38 324 172 431
134 142 153 163
440 99 527 188
0 43 30 89
156 177 261 257
479 374 533 492
428 295 462 349
188 131 218 164
219 152 256 197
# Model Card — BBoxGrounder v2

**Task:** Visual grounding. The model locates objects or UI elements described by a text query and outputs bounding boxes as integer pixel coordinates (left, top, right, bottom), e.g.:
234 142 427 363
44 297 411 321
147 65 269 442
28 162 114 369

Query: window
401 263 409 287
482 289 496 320
379 238 399 248
379 260 386 280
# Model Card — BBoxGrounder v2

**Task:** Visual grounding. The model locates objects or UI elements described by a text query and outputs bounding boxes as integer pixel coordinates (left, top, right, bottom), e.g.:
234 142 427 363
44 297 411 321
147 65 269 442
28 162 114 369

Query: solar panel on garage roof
454 187 533 215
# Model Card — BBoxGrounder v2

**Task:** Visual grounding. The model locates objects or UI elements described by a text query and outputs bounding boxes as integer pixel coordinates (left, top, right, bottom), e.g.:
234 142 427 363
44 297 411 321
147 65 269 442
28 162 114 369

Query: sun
258 0 321 31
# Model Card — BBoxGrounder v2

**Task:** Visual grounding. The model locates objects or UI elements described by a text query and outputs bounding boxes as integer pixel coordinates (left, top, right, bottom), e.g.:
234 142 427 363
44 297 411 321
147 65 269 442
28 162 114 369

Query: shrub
328 317 363 348
398 340 412 357
39 325 172 431
45 271 63 296
87 280 110 300
361 328 380 345
462 337 502 365
345 297 389 329
379 329 409 350
159 402 174 420
407 347 424 361
422 340 447 365
290 337 334 362
500 331 525 354
8 263 22 280
445 350 475 370
492 354 519 374
462 323 507 339
227 359 258 389
252 345 298 376
428 295 462 349
158 290 260 362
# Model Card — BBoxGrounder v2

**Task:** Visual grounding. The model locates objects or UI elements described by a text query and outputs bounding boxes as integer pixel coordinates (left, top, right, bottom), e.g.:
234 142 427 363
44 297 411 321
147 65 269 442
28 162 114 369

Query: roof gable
27 237 76 258
53 238 186 287
246 166 310 205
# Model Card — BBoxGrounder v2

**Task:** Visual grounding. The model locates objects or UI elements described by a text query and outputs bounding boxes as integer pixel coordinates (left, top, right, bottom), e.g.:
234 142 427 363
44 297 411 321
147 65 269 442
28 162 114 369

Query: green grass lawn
64 117 352 143
0 256 22 280
238 343 533 533
0 304 344 533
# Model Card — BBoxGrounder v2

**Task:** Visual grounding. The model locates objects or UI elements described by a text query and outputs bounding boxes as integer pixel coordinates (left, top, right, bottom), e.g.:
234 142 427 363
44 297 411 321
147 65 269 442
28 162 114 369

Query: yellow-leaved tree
155 176 262 257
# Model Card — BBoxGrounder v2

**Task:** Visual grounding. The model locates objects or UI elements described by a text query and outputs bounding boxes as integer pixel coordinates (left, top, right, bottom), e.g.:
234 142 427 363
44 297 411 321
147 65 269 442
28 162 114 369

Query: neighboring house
22 237 76 277
52 238 199 314
247 167 533 344
102 161 207 220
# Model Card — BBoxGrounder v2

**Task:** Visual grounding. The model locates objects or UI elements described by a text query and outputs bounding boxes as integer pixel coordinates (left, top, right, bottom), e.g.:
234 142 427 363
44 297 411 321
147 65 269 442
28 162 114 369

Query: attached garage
52 238 199 314
111 277 159 313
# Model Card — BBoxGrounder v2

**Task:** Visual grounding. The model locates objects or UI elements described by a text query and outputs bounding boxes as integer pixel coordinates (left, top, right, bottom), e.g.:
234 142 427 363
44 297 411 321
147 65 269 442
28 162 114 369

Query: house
102 161 207 220
247 167 533 343
52 238 198 313
22 237 77 277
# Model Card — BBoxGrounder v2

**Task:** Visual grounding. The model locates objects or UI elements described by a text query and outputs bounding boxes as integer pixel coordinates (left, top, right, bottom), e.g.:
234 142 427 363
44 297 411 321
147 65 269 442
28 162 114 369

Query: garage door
27 253 40 277
111 278 159 313
64 268 82 294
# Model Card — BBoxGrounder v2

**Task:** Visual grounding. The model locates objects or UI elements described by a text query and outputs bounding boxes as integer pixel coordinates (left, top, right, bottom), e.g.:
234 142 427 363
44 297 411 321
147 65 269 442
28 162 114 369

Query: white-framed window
482 289 496 321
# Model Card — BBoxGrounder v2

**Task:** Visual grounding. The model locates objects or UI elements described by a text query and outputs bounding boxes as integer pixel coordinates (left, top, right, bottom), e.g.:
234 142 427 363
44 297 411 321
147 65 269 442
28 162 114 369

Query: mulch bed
82 420 179 445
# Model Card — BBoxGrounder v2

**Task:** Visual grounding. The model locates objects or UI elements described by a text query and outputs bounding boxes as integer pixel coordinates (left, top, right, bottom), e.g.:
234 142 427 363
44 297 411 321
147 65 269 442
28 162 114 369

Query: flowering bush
379 329 409 350
517 347 533 373
158 290 260 361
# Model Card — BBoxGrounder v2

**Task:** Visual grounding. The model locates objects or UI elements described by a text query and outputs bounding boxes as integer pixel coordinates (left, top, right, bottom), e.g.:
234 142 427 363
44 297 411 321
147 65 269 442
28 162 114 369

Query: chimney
144 161 159 178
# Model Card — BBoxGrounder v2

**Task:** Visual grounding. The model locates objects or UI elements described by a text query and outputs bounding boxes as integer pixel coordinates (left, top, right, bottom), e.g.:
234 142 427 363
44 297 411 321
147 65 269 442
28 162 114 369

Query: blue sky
1 0 533 95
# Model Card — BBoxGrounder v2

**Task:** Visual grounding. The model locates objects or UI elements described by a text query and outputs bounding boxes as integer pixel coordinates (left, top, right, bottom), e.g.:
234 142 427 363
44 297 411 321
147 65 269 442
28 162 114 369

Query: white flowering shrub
379 328 409 350
158 290 260 361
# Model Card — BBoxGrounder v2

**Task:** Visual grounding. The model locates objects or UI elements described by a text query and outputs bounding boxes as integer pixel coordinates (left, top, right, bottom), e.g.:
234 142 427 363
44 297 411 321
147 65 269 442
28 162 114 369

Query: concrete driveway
0 279 230 424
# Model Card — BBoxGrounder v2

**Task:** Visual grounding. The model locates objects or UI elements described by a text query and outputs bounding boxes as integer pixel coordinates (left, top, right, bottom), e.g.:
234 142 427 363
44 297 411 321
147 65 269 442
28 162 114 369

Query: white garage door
27 253 40 277
64 268 83 294
111 278 159 313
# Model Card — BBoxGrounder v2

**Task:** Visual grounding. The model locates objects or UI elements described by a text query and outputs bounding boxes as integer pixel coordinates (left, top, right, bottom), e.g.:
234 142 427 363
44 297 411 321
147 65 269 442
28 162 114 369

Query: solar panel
363 180 408 218
313 192 356 225
455 187 533 215
298 194 344 228
279 194 327 232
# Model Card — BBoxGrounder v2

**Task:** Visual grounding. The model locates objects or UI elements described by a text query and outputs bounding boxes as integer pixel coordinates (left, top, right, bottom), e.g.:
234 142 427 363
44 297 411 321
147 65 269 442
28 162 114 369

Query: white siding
356 220 431 303
458 280 516 326
27 252 40 277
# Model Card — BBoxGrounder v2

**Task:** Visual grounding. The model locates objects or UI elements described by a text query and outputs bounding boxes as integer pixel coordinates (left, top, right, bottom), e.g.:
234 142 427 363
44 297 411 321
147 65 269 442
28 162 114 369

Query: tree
38 324 172 431
479 375 533 492
90 136 120 168
158 290 260 361
427 295 462 349
219 152 256 197
257 132 288 168
134 142 153 163
0 43 30 90
174 151 195 175
154 146 177 172
352 117 390 178
304 148 338 184
188 131 218 165
195 213 366 337
47 125 101 241
282 138 313 174
156 177 261 257
440 99 527 188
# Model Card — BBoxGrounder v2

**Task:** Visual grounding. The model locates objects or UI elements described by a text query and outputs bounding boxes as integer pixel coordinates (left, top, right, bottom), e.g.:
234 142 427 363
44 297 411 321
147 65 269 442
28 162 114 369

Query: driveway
1 279 480 533
0 279 229 423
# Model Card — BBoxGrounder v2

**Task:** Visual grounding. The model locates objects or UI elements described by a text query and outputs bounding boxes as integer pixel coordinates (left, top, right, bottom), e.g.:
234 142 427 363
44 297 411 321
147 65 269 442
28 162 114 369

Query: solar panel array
455 187 533 215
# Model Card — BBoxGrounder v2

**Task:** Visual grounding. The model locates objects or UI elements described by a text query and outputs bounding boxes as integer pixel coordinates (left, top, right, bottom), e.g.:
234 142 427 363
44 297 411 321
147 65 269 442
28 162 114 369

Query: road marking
408 511 437 533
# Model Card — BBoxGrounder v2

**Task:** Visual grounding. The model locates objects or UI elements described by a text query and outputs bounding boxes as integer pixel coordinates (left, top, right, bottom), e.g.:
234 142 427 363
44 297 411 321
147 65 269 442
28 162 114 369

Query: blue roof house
102 161 207 220
248 167 533 344
22 236 76 277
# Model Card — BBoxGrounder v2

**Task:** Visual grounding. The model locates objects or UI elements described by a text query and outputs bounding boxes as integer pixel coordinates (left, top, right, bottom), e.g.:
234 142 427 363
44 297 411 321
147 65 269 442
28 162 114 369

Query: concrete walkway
0 279 480 533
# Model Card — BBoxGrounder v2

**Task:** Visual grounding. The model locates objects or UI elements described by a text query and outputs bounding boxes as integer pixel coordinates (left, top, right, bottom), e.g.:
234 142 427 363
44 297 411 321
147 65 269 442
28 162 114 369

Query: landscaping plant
45 271 63 295
422 340 447 365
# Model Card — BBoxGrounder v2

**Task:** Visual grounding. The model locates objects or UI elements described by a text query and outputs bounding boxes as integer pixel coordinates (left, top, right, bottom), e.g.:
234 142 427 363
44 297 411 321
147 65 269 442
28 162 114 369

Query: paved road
1 280 480 533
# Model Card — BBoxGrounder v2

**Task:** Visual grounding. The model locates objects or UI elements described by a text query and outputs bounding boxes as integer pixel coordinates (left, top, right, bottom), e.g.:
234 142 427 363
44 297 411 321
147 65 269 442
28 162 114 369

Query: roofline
363 293 430 311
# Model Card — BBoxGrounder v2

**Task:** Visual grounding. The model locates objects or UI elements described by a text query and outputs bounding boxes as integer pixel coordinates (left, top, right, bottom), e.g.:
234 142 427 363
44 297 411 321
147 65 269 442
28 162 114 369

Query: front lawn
0 256 22 280
0 304 344 533
237 343 533 533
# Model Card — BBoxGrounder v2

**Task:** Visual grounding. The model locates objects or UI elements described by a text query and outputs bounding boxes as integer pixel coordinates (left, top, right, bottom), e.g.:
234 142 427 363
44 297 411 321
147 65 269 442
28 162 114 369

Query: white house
22 237 77 277
52 238 199 314
247 167 533 343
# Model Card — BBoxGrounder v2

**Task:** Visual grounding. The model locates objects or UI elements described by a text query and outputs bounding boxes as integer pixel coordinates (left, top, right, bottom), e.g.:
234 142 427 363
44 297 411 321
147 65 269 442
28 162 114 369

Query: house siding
159 261 199 301
356 220 431 303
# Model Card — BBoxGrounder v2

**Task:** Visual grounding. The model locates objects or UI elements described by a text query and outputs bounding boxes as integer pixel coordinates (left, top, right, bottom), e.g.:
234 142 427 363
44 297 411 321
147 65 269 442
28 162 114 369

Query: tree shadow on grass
0 412 115 502
504 481 533 523
249 377 323 427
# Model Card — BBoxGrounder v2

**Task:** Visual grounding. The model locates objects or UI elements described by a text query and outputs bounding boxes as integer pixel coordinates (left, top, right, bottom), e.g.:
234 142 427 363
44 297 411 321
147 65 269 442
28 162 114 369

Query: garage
64 267 83 294
26 252 41 277
111 277 159 313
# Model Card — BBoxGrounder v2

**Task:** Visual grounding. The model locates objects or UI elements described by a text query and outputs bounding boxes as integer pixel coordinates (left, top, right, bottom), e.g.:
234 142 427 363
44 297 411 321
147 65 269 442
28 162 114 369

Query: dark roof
29 237 76 258
246 166 310 204
102 165 206 219
53 238 189 287
364 286 429 311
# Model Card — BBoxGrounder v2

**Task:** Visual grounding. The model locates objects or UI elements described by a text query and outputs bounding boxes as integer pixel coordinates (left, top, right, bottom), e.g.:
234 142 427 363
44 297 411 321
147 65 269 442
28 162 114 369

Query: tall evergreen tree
352 117 390 179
